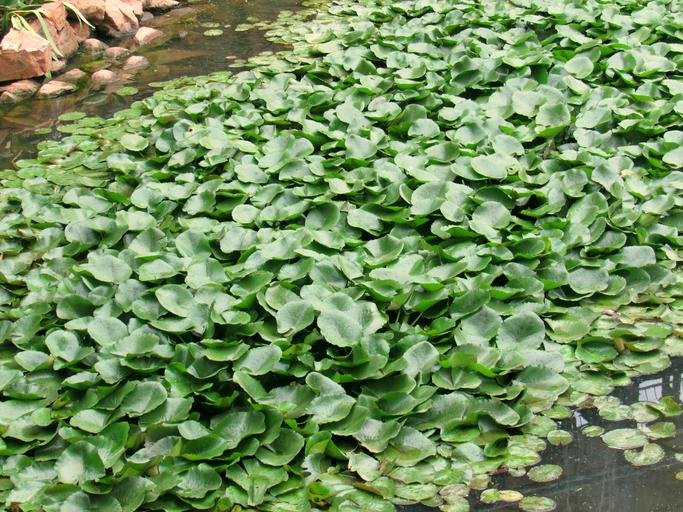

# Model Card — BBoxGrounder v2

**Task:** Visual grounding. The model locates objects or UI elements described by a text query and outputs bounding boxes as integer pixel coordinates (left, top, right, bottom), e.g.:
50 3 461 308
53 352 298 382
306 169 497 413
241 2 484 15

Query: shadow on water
0 0 303 168
402 357 683 512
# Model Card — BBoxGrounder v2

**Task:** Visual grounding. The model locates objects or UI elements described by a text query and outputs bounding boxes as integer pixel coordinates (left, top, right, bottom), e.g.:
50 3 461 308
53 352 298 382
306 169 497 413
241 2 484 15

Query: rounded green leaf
567 267 609 294
624 442 665 466
276 300 315 335
81 254 132 283
306 394 355 424
234 345 282 375
565 55 594 78
120 381 168 416
547 429 573 446
470 154 512 179
120 133 148 152
88 317 128 346
155 284 194 317
519 496 557 512
318 310 362 347
45 330 82 361
527 464 562 483
663 147 683 168
55 441 106 484
601 428 648 450
497 311 545 349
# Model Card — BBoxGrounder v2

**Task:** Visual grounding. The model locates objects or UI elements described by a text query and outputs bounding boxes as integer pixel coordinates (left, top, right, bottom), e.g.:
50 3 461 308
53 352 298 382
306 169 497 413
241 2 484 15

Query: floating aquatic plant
0 0 681 510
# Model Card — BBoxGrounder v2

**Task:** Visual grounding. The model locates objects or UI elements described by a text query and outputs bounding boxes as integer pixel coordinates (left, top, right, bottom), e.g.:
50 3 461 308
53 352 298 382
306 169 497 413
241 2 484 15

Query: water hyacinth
0 0 682 511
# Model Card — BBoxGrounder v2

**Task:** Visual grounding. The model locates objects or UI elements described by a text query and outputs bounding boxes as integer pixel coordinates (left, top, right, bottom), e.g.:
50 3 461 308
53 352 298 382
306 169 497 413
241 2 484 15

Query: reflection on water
0 0 303 168
402 358 683 512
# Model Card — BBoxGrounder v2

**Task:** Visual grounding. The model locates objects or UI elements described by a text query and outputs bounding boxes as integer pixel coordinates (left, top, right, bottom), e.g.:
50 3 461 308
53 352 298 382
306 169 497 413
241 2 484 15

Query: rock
51 23 80 57
167 7 195 18
37 80 76 97
121 0 143 17
70 20 91 42
143 0 178 12
68 0 105 22
29 1 79 57
50 59 67 73
0 79 40 98
140 11 154 22
0 79 39 104
122 54 149 70
82 37 108 54
59 68 87 82
0 29 51 82
134 26 163 46
91 68 118 84
97 0 139 37
39 1 68 30
105 46 130 59
0 92 20 104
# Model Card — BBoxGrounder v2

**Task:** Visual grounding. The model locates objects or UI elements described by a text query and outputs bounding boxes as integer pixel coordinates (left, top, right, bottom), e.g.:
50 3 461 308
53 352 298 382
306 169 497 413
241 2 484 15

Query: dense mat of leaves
0 0 682 510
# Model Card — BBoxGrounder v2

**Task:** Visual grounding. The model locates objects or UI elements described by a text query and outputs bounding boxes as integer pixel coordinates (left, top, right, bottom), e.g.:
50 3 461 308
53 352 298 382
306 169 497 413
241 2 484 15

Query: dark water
402 358 683 512
0 0 302 168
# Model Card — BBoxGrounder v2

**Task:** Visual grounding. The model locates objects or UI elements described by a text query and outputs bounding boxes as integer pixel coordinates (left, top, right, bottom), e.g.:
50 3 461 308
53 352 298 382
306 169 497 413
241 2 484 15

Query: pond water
1 2 681 511
0 0 303 168
402 359 683 512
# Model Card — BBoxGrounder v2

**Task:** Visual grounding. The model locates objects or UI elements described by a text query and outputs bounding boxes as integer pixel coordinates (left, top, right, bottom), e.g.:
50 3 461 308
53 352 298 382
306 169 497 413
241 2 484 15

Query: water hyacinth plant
0 0 682 511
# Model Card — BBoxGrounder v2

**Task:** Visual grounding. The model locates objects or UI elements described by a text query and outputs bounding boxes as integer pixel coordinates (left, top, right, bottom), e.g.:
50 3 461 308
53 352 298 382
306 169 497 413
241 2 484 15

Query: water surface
0 0 302 168
402 359 683 512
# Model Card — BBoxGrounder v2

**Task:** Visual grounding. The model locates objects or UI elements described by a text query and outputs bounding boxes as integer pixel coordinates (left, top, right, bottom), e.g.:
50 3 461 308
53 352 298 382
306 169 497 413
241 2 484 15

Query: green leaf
408 118 440 138
470 154 513 180
497 311 545 350
565 55 594 78
624 442 665 466
81 254 132 283
256 428 304 465
111 477 150 512
88 317 128 347
45 330 83 361
567 267 609 294
177 464 222 498
527 464 562 482
536 102 571 127
306 394 356 424
234 345 282 375
120 133 148 152
276 300 315 335
318 310 362 347
345 134 377 160
70 409 110 433
213 410 266 448
55 441 106 484
385 426 436 466
155 284 194 317
663 147 683 168
601 428 648 450
519 496 557 512
119 381 168 416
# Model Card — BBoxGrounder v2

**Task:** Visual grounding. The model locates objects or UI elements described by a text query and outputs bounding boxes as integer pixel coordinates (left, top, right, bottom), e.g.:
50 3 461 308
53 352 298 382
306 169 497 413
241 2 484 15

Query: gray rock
122 55 149 70
82 37 108 54
59 68 87 82
133 26 163 46
37 80 76 98
91 68 118 84
105 46 131 59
